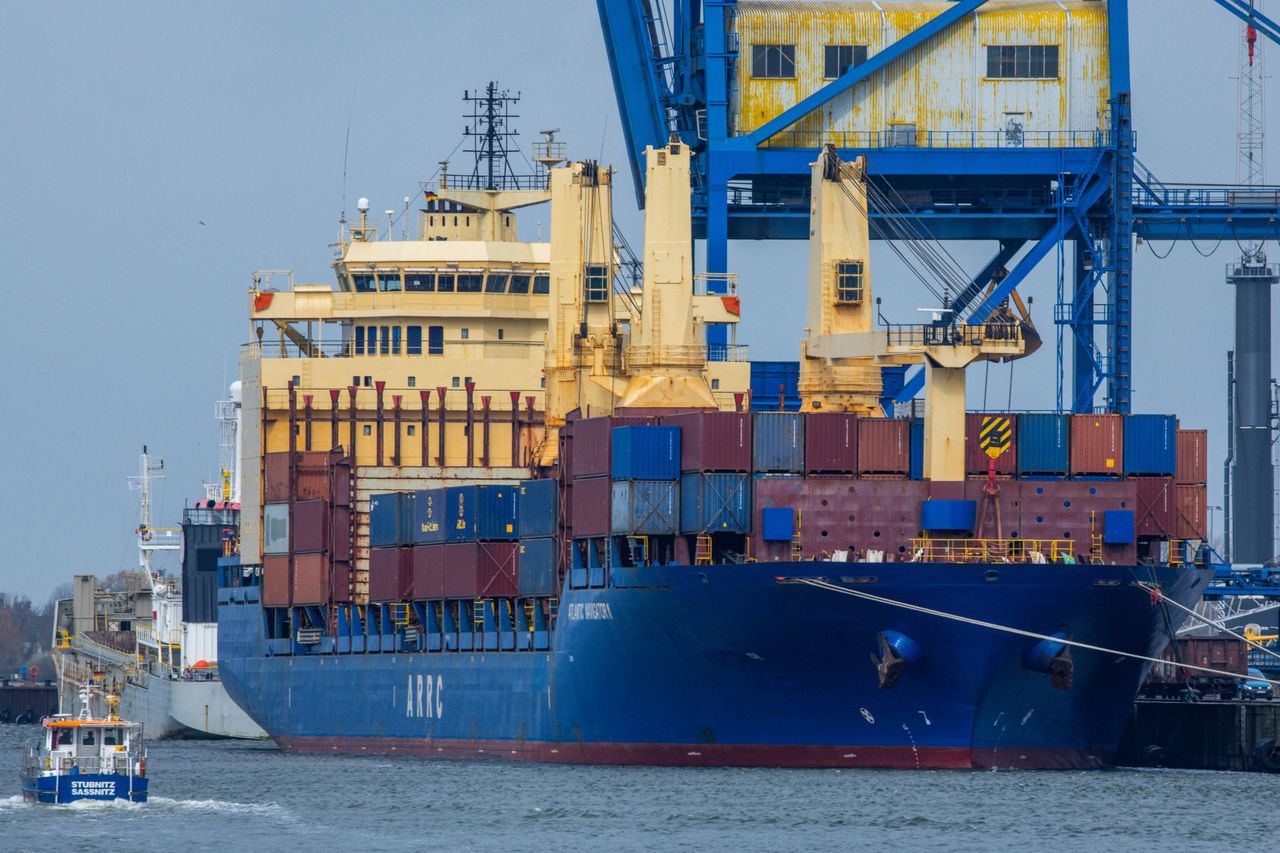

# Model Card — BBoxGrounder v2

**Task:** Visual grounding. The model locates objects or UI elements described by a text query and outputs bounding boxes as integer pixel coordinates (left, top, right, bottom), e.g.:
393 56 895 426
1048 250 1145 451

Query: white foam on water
148 796 289 817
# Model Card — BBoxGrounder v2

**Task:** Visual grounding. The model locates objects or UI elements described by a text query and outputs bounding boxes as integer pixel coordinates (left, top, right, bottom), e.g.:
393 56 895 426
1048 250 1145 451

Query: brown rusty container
412 544 445 600
571 476 612 537
804 413 858 474
442 542 519 599
262 555 291 607
1176 429 1208 485
1175 484 1208 539
331 458 353 506
663 411 752 472
965 413 1018 476
292 499 328 553
1069 414 1123 476
264 452 290 503
292 552 330 605
329 563 352 603
369 547 411 602
1133 477 1176 538
264 450 341 502
856 419 910 475
331 506 351 562
569 415 658 478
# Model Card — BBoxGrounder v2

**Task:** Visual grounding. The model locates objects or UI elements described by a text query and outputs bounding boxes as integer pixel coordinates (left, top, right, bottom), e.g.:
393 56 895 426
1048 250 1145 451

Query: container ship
216 85 1211 768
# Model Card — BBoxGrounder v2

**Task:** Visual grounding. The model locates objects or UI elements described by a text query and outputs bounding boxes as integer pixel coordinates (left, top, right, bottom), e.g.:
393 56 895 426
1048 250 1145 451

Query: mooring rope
789 576 1280 687
1133 582 1280 663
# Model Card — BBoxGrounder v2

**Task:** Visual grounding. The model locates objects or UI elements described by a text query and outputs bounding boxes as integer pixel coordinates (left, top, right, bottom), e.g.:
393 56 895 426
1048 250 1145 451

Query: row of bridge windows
350 271 551 294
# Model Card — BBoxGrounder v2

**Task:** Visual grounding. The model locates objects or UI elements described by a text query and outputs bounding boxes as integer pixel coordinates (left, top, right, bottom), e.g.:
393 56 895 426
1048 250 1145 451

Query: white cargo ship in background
51 385 265 739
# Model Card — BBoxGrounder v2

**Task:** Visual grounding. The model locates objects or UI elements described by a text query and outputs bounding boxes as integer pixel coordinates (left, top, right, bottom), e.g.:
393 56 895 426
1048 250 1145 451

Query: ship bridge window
391 326 402 355
835 260 864 304
457 273 483 293
407 325 423 355
533 274 550 294
509 274 531 294
986 45 1059 79
377 272 402 292
428 325 444 355
380 325 391 355
824 45 868 79
355 326 366 355
585 264 609 302
367 325 378 354
352 273 376 292
436 273 456 293
103 729 119 746
751 44 795 79
406 272 434 292
81 729 96 747
486 273 510 293
56 729 72 746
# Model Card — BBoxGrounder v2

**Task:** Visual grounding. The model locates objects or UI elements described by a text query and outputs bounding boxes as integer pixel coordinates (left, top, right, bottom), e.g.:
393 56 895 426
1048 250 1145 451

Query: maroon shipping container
292 552 330 605
571 476 612 537
292 499 328 553
412 544 446 600
443 542 519 598
369 547 412 602
331 506 352 562
1133 477 1176 538
1176 429 1208 485
330 563 352 603
331 459 353 507
856 419 910 475
1070 414 1123 476
264 450 343 502
1175 483 1208 539
663 411 751 472
965 413 1018 476
262 555 291 607
264 452 290 503
1146 637 1246 688
805 413 858 474
569 415 657 478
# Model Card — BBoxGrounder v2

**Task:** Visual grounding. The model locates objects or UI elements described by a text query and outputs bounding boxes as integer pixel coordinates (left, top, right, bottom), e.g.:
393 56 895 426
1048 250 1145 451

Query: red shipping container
1175 484 1208 540
1070 414 1123 476
663 411 752 472
569 416 657 478
571 476 612 537
264 452 291 503
805 413 858 474
293 499 328 553
292 552 330 605
1176 429 1208 485
443 542 519 599
369 547 412 602
1133 477 1176 538
412 544 446 600
330 562 352 603
331 506 352 562
262 555 291 607
264 450 340 502
857 419 910 475
331 459 353 507
965 413 1018 476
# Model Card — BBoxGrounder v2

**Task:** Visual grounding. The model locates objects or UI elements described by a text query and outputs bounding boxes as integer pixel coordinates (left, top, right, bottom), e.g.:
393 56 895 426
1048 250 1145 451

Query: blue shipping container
610 480 679 535
753 412 805 473
1123 414 1176 476
370 492 414 548
611 425 681 481
445 484 520 542
444 485 477 542
413 488 446 544
920 500 977 532
749 361 800 412
761 507 795 541
679 473 751 534
909 418 924 480
518 479 558 538
517 537 558 597
1018 414 1070 476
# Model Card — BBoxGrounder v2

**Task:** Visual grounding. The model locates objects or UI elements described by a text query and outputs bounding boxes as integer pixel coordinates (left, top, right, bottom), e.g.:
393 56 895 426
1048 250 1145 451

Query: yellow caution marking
979 416 1012 459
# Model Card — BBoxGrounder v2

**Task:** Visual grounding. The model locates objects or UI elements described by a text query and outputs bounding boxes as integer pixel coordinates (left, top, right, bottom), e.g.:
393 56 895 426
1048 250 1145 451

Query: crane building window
835 260 865 304
986 45 1059 79
532 274 551 294
584 264 610 302
751 44 795 79
824 45 868 79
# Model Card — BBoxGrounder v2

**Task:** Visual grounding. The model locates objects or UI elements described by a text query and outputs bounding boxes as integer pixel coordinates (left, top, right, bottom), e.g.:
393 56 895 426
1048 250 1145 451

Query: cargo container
752 412 805 473
909 418 924 480
1070 414 1123 476
663 411 751 472
370 492 414 548
749 361 800 411
292 552 329 605
443 484 520 542
571 476 612 538
331 506 352 562
292 500 328 553
1176 428 1208 485
329 563 351 604
1142 637 1246 699
611 425 681 481
1017 414 1070 476
611 480 680 535
517 538 558 597
570 416 657 478
262 554 290 607
1133 477 1176 538
412 544 445 600
413 488 446 545
965 413 1017 476
265 450 339 503
1176 483 1208 540
1122 414 1176 476
518 479 558 538
264 452 290 503
679 472 751 534
805 413 858 474
263 503 289 555
369 546 412 602
857 419 910 475
442 542 518 599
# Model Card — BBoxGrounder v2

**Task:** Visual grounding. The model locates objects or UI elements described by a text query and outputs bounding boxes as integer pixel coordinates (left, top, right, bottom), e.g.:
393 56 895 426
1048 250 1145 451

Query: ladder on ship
1089 511 1103 564
791 510 804 561
388 603 411 629
694 535 713 566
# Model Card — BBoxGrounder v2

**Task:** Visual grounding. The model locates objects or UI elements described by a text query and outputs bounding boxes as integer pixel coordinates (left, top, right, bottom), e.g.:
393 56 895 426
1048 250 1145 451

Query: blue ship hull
218 561 1209 768
20 772 148 804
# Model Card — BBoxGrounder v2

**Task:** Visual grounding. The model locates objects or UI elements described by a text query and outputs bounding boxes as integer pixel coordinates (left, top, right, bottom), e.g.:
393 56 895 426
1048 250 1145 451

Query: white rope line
792 577 1280 688
1134 582 1280 663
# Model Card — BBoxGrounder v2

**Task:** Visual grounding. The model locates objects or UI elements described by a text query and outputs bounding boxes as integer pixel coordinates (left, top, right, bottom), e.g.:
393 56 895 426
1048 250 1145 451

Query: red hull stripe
275 736 1109 770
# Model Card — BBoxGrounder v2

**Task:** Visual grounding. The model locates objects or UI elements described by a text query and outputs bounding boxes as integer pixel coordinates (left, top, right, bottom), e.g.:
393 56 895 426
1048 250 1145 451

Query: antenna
462 82 523 190
1238 4 1267 258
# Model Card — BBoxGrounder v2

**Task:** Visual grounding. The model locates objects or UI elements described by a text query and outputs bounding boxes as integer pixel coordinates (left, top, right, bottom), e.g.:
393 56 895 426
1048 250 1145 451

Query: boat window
485 273 510 293
391 326 403 355
103 729 119 746
509 274 531 294
428 325 444 355
352 274 376 293
379 325 391 355
355 326 366 355
406 325 423 356
460 328 470 340
377 271 402 292
436 273 456 293
584 264 609 302
81 729 96 747
533 274 550 294
405 272 434 292
457 274 483 293
57 729 73 746
835 260 864 303
368 326 378 354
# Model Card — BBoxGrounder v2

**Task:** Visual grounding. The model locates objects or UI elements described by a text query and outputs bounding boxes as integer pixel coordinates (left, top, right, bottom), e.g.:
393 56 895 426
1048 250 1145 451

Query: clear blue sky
0 1 1260 599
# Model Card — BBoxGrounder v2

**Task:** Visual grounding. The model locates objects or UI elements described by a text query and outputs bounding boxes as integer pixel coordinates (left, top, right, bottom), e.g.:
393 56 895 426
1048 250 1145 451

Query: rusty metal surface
1176 429 1208 486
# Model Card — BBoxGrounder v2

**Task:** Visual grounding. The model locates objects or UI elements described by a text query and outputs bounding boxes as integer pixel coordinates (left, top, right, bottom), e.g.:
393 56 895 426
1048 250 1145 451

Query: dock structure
1118 699 1280 772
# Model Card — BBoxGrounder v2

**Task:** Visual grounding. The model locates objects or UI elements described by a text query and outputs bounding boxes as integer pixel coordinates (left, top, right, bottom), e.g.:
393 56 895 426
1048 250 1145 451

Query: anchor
870 634 907 690
1048 645 1074 691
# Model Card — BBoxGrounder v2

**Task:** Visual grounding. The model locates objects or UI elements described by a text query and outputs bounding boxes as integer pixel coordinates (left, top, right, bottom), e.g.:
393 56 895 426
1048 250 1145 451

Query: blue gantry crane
595 0 1280 415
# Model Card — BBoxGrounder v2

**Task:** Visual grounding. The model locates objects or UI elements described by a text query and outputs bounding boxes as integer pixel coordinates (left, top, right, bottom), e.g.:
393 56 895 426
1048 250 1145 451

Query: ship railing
757 128 1117 150
884 322 1022 350
244 337 548 360
71 634 137 670
625 344 749 367
910 537 1076 564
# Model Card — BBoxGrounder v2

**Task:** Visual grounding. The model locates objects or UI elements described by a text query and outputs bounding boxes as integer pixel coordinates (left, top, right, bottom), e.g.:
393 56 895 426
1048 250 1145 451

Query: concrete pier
1117 699 1280 771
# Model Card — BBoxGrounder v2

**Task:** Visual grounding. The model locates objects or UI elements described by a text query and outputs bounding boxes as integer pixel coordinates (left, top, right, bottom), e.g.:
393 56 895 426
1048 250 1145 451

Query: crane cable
789 576 1280 688
1135 582 1280 663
